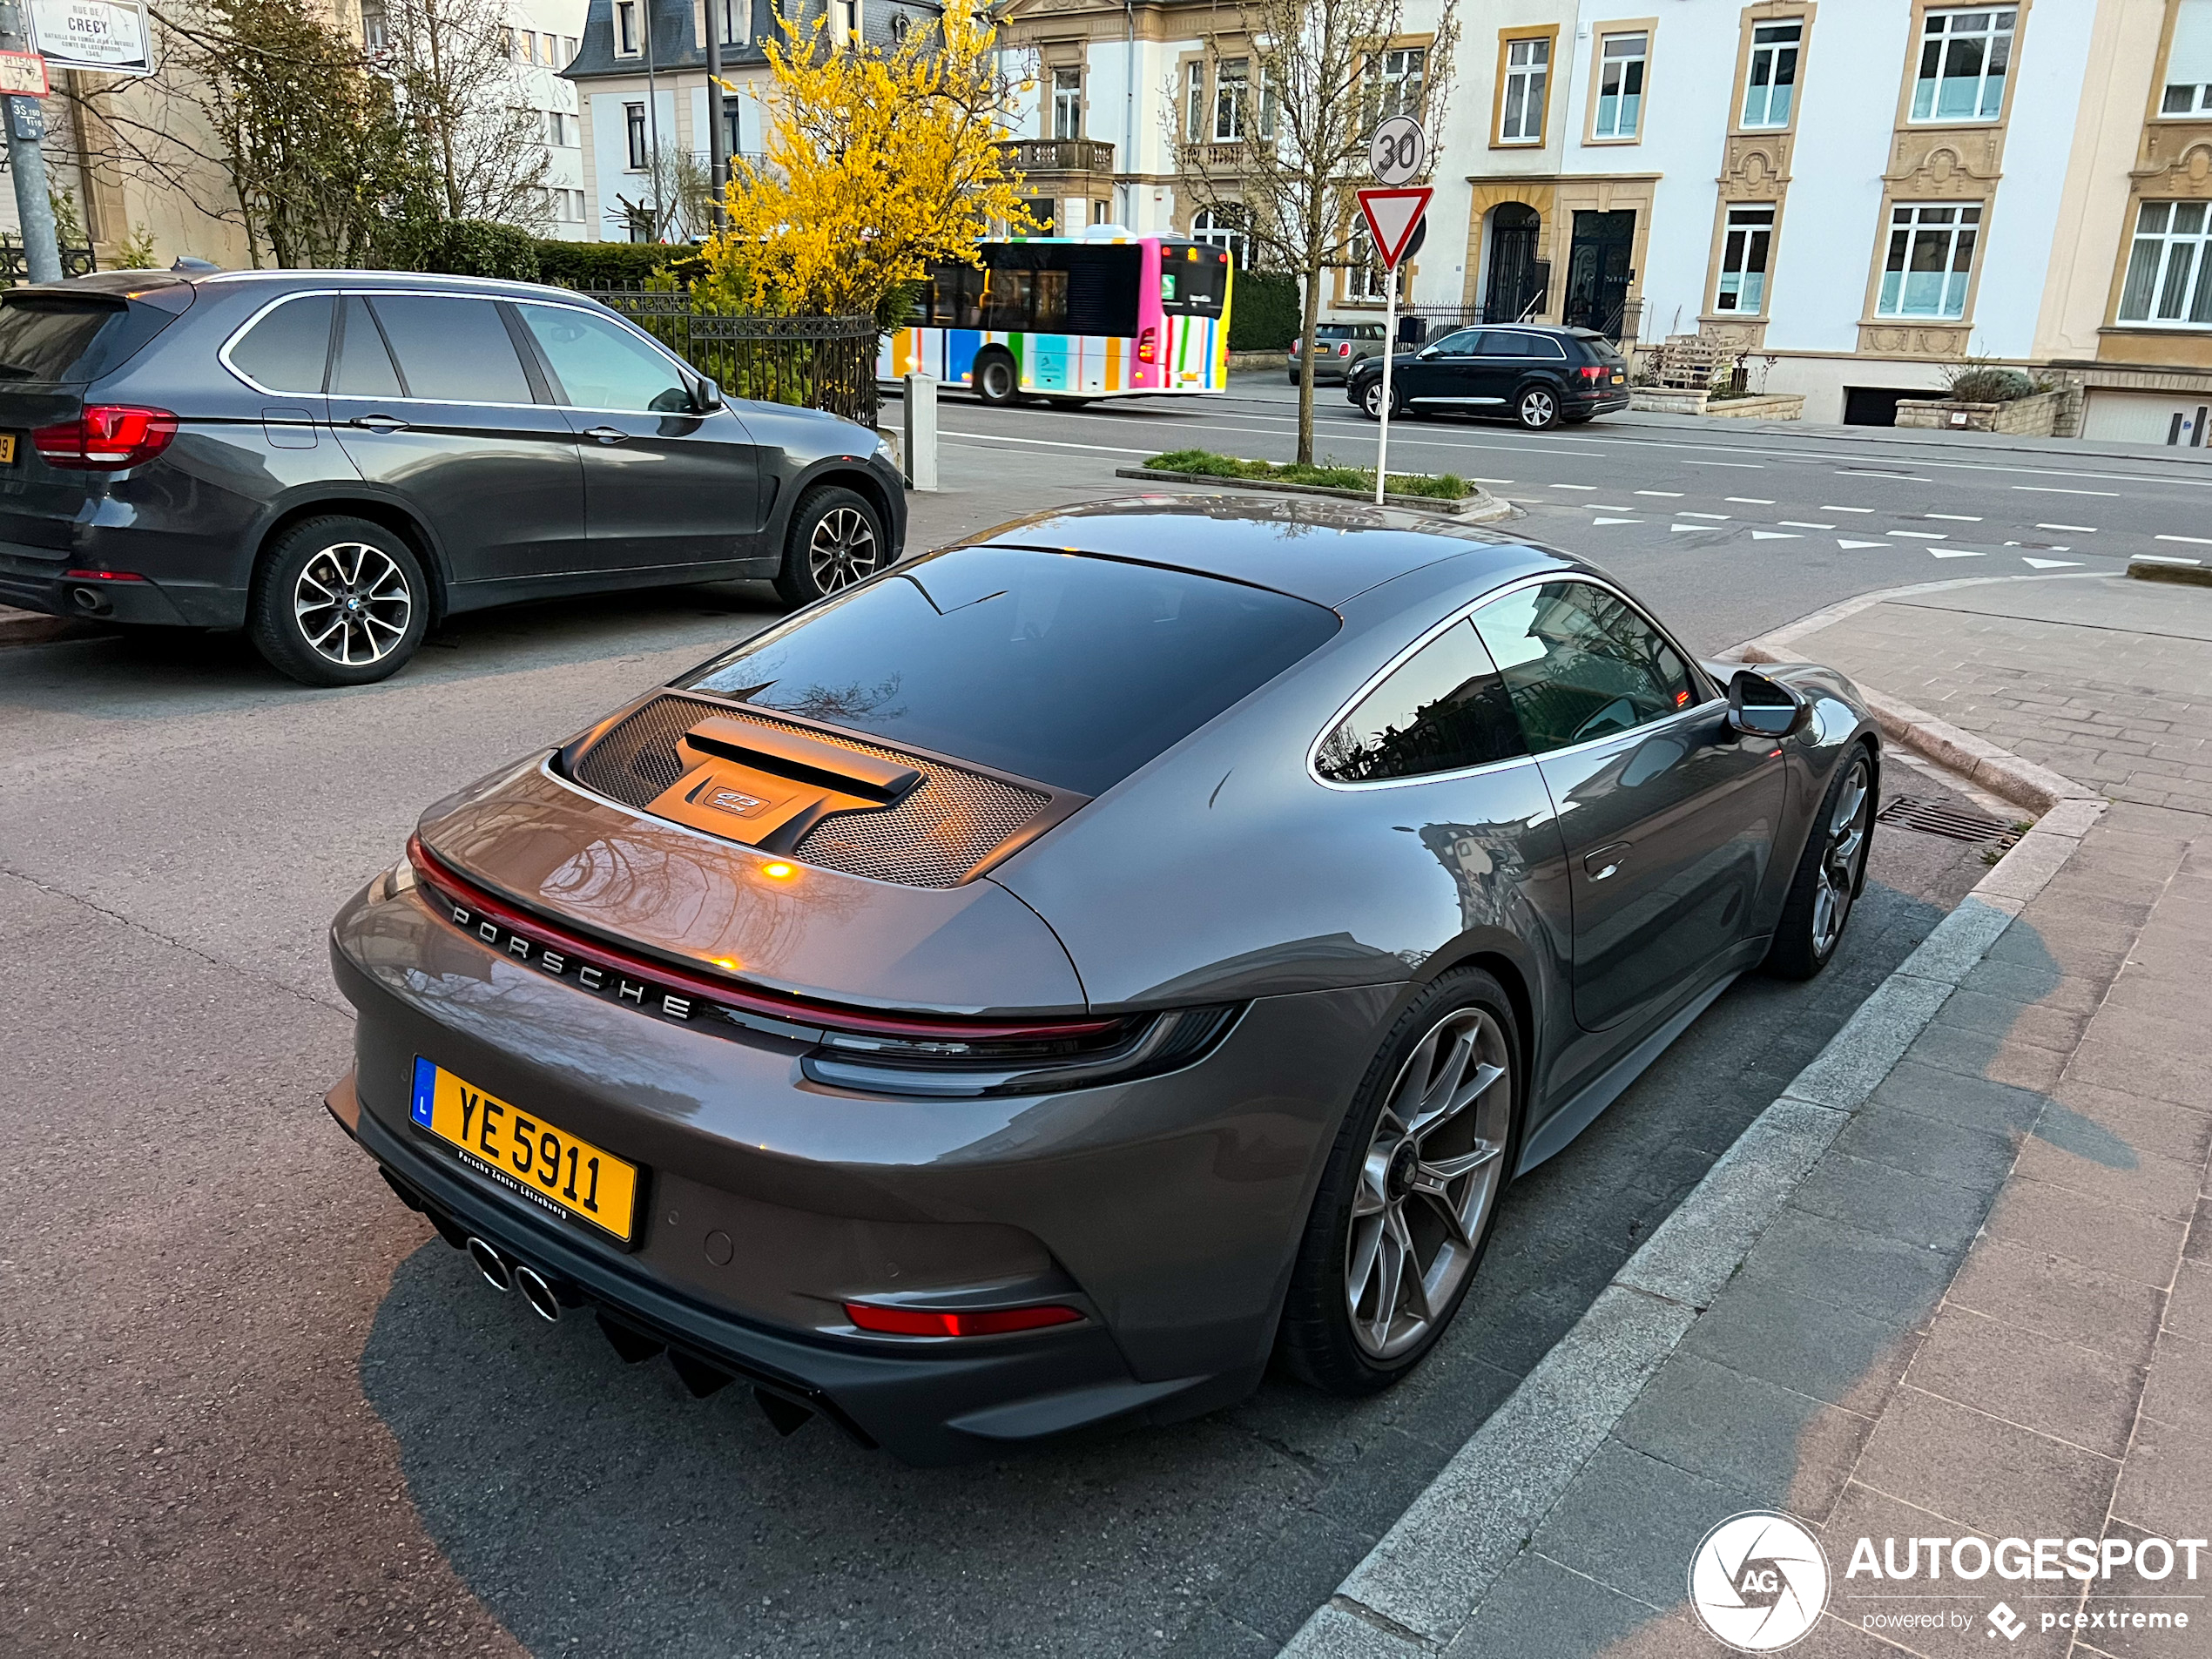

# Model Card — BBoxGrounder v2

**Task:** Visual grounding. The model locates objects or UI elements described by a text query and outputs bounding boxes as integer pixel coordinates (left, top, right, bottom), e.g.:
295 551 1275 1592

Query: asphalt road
0 401 2041 1656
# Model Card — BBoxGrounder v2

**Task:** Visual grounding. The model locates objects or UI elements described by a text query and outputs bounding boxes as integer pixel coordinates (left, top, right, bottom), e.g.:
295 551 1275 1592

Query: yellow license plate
0 434 16 463
408 1058 640 1243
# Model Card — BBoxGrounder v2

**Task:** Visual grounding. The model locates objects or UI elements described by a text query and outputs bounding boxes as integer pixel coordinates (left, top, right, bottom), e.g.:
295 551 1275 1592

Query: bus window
1160 244 1229 317
1066 244 1142 336
925 264 981 328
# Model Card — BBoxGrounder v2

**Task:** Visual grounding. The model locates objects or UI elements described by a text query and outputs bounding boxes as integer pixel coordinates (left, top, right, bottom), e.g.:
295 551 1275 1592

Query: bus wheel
974 349 1019 406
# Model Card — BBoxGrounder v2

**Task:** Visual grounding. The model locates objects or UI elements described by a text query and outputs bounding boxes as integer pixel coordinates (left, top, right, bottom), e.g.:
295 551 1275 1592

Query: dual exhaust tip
467 1235 563 1323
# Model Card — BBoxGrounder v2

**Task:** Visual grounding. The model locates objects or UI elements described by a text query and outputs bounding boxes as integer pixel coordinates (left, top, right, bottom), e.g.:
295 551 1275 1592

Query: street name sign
28 0 152 76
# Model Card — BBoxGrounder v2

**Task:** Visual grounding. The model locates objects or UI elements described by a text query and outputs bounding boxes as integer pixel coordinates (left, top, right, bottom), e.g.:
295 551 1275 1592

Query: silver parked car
325 498 1880 1463
1289 320 1389 384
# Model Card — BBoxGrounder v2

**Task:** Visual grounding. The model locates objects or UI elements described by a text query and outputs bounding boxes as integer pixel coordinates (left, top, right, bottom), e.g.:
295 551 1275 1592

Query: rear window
228 294 334 392
686 547 1339 795
366 294 532 403
0 294 181 384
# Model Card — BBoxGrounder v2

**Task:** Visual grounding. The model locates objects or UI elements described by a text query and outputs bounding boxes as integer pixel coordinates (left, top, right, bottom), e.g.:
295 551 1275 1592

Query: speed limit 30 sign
1370 114 1426 185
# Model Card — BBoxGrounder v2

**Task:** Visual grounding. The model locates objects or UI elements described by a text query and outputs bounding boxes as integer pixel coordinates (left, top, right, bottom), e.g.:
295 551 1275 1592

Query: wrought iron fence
581 287 880 428
0 239 98 284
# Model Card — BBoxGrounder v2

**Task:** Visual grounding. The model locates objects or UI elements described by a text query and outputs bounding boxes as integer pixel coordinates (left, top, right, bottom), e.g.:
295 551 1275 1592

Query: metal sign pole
1375 261 1399 506
0 0 57 283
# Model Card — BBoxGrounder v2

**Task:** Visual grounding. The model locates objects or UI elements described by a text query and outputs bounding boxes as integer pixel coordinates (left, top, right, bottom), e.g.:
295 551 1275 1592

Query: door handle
348 414 410 433
1583 842 1631 880
583 426 629 444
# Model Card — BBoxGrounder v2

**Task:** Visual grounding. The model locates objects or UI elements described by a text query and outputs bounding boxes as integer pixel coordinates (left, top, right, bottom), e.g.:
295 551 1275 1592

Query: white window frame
1498 36 1549 144
1375 46 1426 123
715 0 744 45
2163 0 2212 115
828 0 858 45
1593 32 1647 140
1911 8 2015 124
1052 66 1082 140
1214 57 1249 142
1346 226 1391 303
624 101 648 171
1192 206 1248 272
614 0 638 55
1185 60 1205 141
360 0 386 50
1740 20 1802 130
1715 205 1775 314
2118 200 2212 329
1876 202 1981 320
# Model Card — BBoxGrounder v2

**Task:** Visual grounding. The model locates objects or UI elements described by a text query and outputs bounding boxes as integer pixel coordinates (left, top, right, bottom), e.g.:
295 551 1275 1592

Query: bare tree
375 0 550 226
1181 0 1456 464
608 142 716 244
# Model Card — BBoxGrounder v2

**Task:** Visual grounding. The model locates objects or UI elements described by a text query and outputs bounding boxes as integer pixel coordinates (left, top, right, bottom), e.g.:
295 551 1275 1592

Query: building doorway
1563 210 1635 336
1482 204 1545 323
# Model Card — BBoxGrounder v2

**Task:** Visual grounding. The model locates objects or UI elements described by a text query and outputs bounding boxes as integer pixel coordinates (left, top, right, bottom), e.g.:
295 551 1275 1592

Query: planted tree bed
1117 450 1508 519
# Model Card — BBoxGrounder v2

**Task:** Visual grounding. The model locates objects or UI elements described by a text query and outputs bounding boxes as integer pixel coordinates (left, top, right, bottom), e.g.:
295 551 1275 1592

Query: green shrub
1943 363 2036 403
1146 448 1473 501
401 219 542 281
1228 268 1301 353
529 239 689 288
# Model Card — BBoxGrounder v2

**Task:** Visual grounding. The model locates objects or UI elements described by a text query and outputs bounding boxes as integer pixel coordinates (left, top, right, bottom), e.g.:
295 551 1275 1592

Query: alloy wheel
1362 381 1385 418
1811 756 1871 958
293 542 413 667
1345 1007 1514 1359
1519 388 1557 428
806 507 881 594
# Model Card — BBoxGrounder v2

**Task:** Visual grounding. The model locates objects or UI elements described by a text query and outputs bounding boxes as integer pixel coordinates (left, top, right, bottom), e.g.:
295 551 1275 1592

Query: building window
562 34 577 59
1593 32 1646 139
1499 37 1549 143
725 104 743 159
1258 65 1278 139
1346 226 1387 301
360 0 386 49
624 102 648 170
1192 206 1248 271
614 0 637 54
1374 47 1425 122
2163 0 2212 113
1214 57 1248 142
828 0 856 44
1715 206 1774 314
717 0 744 44
1740 20 1801 129
2119 201 2212 327
1185 60 1204 140
1877 202 1980 319
1052 67 1082 140
518 28 536 60
1912 8 2014 122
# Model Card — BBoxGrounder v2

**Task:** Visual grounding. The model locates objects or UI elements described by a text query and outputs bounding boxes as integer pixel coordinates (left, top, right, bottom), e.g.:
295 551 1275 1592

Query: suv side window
517 304 694 413
364 294 533 404
1487 331 1567 359
332 296 402 397
1316 619 1527 782
1469 581 1701 754
1428 328 1483 356
229 295 334 393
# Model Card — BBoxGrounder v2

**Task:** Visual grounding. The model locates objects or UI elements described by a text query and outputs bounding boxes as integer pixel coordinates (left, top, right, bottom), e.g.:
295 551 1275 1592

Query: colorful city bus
879 234 1232 404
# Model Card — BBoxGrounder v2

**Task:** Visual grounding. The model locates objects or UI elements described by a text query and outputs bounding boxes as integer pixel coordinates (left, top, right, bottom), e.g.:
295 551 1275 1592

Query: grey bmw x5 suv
0 269 905 685
327 497 1878 1464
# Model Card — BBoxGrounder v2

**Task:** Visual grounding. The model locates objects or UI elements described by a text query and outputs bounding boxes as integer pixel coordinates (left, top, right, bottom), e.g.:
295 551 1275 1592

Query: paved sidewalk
1289 574 2212 1658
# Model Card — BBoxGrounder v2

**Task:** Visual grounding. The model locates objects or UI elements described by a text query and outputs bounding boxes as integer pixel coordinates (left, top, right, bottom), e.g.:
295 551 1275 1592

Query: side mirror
1416 345 1439 360
694 377 725 413
1728 668 1807 738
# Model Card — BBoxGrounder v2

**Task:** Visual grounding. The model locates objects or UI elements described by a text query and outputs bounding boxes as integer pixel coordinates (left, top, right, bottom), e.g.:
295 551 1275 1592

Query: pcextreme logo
1689 1512 1831 1651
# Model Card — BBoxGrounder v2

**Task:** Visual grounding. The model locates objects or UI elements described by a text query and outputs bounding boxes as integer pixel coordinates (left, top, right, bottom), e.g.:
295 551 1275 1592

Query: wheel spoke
1417 1140 1502 1185
1387 1207 1431 1321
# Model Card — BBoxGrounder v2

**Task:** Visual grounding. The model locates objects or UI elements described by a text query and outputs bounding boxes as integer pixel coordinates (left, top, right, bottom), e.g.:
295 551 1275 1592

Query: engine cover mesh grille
568 693 1050 888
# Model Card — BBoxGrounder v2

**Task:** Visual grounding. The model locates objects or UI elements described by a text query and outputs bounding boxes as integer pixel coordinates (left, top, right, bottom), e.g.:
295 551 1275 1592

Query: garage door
2080 390 2211 446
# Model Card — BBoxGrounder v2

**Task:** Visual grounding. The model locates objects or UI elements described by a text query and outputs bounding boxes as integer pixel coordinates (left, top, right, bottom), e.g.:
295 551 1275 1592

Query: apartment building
510 1 592 238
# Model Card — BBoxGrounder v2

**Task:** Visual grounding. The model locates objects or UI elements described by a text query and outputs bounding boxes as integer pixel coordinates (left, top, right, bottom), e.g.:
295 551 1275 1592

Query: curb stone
1278 662 2108 1658
1111 467 1513 522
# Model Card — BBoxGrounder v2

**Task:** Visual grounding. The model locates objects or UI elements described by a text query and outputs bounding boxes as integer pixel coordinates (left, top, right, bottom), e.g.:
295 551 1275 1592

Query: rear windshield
686 547 1339 795
0 295 180 383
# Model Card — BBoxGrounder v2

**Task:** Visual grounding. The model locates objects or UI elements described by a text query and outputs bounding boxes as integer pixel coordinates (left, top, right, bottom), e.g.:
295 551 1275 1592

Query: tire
973 349 1020 407
1763 743 1876 981
1515 384 1561 430
1358 377 1399 421
1287 370 1301 386
246 516 428 687
773 484 889 608
1279 969 1522 1395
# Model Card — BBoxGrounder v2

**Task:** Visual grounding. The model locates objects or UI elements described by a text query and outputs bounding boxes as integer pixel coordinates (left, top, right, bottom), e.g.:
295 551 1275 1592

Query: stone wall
1629 388 1805 420
1894 390 2065 435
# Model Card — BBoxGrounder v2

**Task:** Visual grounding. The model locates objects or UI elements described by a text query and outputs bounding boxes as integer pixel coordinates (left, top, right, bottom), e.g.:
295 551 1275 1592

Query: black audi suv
0 270 905 685
1349 324 1630 430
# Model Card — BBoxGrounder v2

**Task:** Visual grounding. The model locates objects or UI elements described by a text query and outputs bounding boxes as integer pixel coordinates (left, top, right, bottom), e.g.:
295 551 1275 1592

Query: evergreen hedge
529 239 693 288
1228 269 1301 353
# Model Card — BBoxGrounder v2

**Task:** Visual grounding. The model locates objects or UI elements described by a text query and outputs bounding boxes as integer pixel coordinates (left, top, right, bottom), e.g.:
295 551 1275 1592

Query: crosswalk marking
1749 530 1800 541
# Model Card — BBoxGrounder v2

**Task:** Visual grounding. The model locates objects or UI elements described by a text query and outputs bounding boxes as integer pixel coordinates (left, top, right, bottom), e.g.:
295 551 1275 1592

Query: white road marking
1838 539 1889 549
2036 523 2097 532
1925 513 1982 521
1840 469 1933 481
2022 557 2081 569
1591 517 1642 525
2002 542 2071 551
942 430 1182 456
2156 533 2212 546
1887 530 1948 539
1749 530 1800 541
1679 511 1730 520
1726 497 1777 504
1636 489 1684 497
1473 478 1515 484
1822 505 1876 513
1587 503 1635 510
1669 524 1704 533
1778 521 1836 529
2137 552 2203 564
1550 483 1597 490
1929 549 1986 559
2015 484 2120 496
1683 460 1765 468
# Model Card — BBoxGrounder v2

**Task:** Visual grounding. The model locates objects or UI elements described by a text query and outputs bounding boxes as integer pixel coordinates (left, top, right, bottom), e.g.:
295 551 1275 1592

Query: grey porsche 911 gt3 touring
325 496 1878 1464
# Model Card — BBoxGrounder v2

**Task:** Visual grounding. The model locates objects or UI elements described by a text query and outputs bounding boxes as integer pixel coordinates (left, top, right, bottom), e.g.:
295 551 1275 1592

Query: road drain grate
1876 794 2021 848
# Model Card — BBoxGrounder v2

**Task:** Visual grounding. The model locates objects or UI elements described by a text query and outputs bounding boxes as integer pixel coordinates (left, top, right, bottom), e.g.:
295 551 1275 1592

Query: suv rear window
0 294 181 384
687 547 1339 795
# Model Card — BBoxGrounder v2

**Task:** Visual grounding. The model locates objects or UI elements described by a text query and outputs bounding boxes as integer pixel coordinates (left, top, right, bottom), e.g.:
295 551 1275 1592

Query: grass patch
1145 448 1475 501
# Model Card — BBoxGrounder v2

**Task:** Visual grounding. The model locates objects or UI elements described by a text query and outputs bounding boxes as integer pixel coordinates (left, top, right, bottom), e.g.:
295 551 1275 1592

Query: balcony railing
1000 138 1116 175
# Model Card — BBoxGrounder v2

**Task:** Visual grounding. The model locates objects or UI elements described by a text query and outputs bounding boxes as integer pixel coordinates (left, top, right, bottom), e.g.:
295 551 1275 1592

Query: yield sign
1358 186 1432 271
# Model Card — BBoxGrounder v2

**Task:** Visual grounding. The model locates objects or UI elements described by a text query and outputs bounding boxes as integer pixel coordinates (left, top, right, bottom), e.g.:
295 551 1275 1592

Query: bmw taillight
32 405 179 469
1137 326 1157 364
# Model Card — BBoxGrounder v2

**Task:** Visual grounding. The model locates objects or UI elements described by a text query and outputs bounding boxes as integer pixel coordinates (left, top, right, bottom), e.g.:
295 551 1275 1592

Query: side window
1430 328 1482 356
332 296 403 397
1316 619 1527 782
1470 582 1700 754
363 294 532 404
518 304 693 412
229 295 333 393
